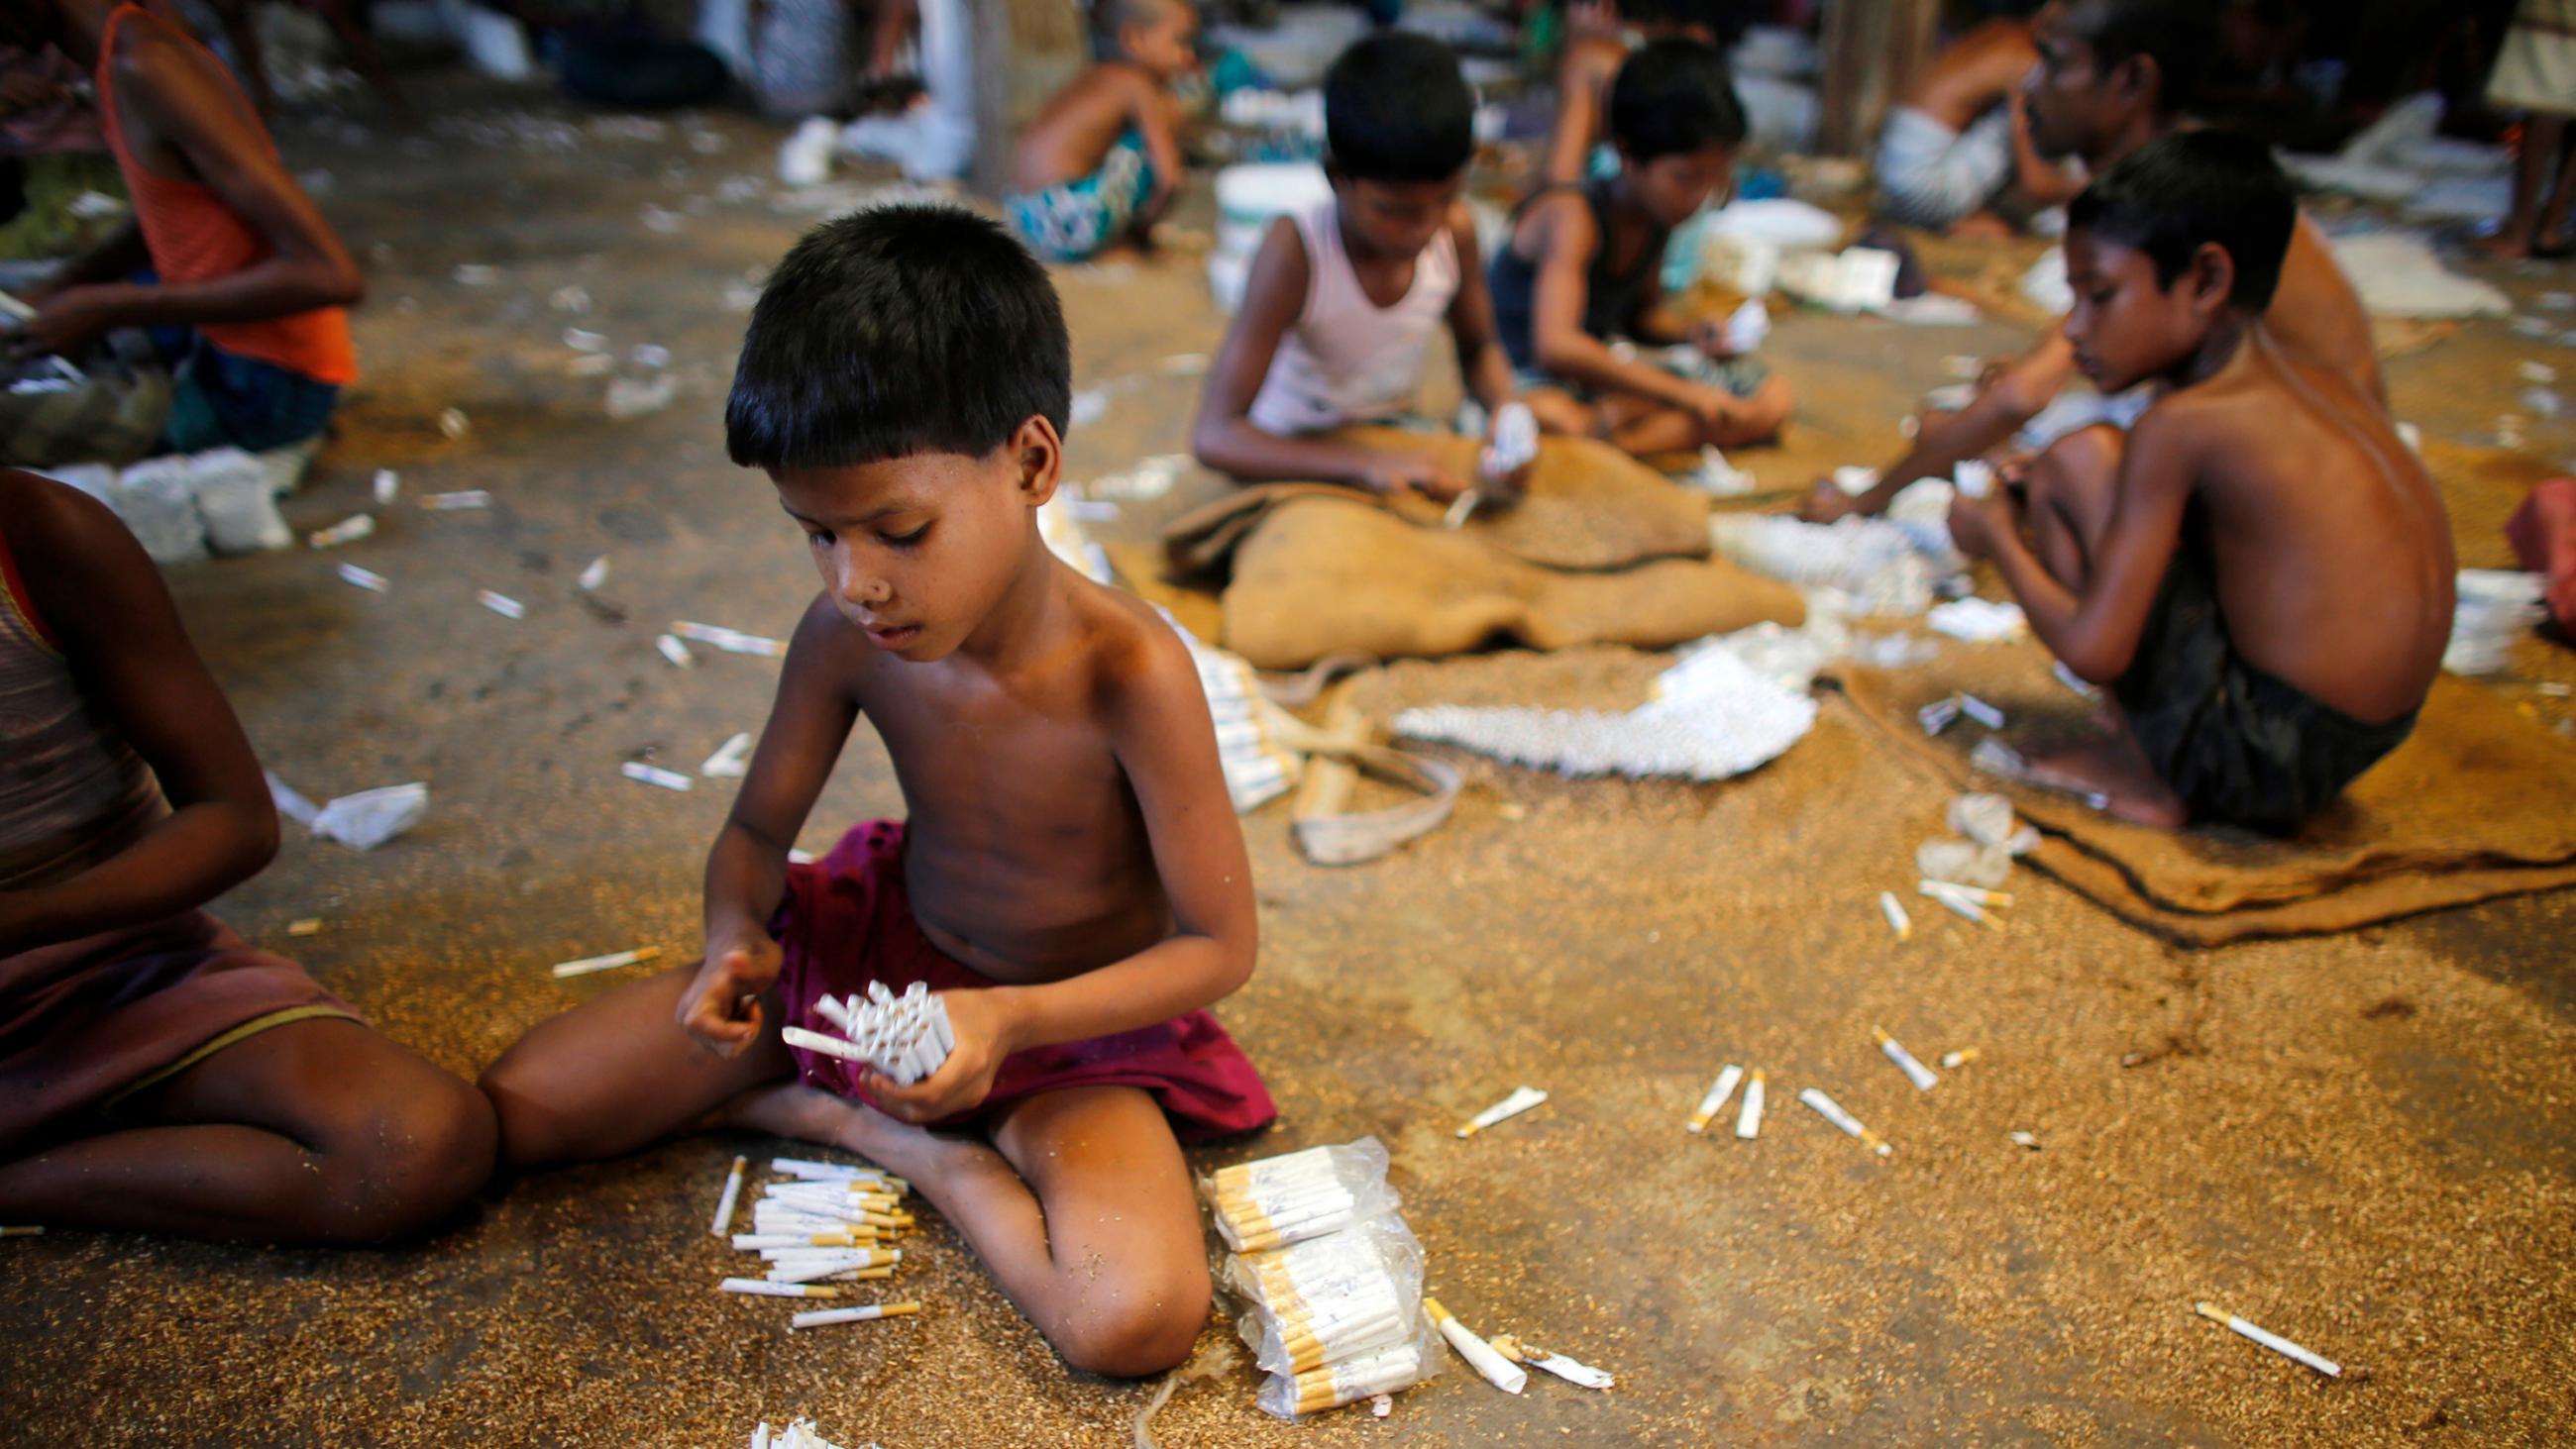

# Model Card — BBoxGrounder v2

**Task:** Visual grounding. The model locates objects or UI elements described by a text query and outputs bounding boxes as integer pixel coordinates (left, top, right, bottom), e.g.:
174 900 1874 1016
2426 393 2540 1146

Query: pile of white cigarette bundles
1202 1138 1442 1419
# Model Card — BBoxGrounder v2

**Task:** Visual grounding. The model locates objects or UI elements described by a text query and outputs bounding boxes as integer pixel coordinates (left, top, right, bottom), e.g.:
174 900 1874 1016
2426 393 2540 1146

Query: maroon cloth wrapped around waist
0 910 356 1155
773 820 1274 1142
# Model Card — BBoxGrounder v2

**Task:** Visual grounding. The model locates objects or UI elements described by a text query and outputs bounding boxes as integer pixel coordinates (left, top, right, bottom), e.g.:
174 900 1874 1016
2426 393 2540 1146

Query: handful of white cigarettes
779 980 954 1087
1206 1139 1442 1419
713 1156 923 1322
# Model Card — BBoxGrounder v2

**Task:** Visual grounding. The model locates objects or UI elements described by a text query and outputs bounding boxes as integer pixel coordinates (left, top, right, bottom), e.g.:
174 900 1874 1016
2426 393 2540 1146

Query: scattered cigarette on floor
478 589 525 619
308 514 375 550
702 731 754 778
711 1155 747 1236
789 1300 919 1330
337 563 389 593
1425 1298 1526 1394
673 621 787 657
1456 1086 1548 1138
1919 882 2003 930
1490 1337 1616 1391
1941 1048 1981 1070
437 407 469 438
1687 1065 1745 1133
719 1278 840 1299
657 634 695 668
1735 1070 1766 1139
579 556 609 591
286 918 324 937
564 327 607 352
1798 1087 1891 1156
621 762 693 791
1879 890 1912 940
1922 880 2013 908
1875 1028 1939 1091
1444 492 1478 529
2193 1301 2341 1378
1917 696 1963 736
552 945 662 979
423 490 491 511
1958 694 2005 729
2009 1130 2040 1150
373 468 399 504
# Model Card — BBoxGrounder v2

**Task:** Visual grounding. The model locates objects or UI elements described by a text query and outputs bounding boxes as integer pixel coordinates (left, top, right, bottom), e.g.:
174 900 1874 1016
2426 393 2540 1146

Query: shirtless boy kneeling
481 207 1274 1377
1946 134 2454 834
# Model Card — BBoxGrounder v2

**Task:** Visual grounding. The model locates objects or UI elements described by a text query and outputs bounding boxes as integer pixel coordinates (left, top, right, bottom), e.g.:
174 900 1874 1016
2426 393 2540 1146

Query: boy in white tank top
1192 32 1587 503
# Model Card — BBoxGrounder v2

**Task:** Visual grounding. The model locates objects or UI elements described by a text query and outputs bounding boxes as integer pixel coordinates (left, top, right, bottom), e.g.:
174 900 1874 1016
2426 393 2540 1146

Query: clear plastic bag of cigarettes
1200 1138 1399 1253
1203 1138 1439 1419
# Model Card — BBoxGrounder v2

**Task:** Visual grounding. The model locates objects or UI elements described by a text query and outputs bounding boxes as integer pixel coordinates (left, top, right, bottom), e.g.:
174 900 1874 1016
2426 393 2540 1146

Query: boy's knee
314 1076 496 1243
1052 1264 1210 1378
476 1055 576 1172
1708 376 1791 447
2031 422 2124 502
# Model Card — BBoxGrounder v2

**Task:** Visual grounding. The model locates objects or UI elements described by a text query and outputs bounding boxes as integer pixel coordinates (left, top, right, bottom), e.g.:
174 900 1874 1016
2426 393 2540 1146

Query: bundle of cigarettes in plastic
778 981 954 1086
1204 1139 1442 1418
715 1157 922 1320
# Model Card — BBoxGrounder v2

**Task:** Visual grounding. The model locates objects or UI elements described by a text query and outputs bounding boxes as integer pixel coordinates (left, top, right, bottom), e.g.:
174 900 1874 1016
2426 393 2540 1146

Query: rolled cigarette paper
718 1278 840 1298
552 945 662 979
422 489 492 510
1958 694 2006 730
810 994 858 1033
1688 1065 1745 1133
1917 696 1962 736
702 731 754 778
737 1232 871 1250
1425 1298 1527 1395
1879 890 1913 941
1921 880 2013 908
337 563 389 592
672 621 788 657
1456 1086 1549 1138
578 556 608 590
1735 1070 1766 1139
1942 1048 1981 1070
1875 1028 1940 1091
771 1159 904 1190
2193 1301 2341 1378
1919 883 2000 930
781 1026 869 1062
308 514 375 550
710 1154 748 1236
1443 491 1479 530
1523 1347 1616 1391
1798 1087 1892 1156
621 762 694 792
790 1301 920 1330
657 634 695 668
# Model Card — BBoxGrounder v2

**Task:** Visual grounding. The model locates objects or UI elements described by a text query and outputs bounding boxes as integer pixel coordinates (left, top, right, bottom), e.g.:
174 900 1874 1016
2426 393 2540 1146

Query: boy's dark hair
1607 38 1744 163
1323 33 1473 183
2068 0 2221 117
1095 0 1184 48
726 205 1070 471
2067 130 2295 310
1620 0 1750 46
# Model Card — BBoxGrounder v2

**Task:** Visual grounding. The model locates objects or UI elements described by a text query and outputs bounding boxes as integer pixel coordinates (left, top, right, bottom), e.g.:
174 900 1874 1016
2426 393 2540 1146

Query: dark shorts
771 820 1277 1142
2113 529 2418 835
163 336 341 455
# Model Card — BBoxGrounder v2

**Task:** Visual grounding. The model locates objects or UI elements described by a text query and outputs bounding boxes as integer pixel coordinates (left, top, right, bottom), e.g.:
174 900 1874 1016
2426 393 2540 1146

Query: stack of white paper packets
1202 1138 1441 1418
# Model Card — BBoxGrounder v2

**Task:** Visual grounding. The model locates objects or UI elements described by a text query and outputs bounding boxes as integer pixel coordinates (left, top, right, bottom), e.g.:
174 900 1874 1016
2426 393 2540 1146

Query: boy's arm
2006 89 2084 206
1444 207 1519 414
1192 218 1465 497
1807 330 2077 521
29 221 154 298
13 32 361 362
1526 197 1735 423
1540 50 1606 187
866 618 1256 1120
1949 406 2195 682
680 596 860 1056
1128 79 1187 235
0 477 277 956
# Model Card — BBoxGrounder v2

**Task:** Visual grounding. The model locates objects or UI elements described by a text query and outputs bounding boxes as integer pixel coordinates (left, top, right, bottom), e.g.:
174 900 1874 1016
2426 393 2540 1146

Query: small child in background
1539 0 1732 187
1006 0 1200 262
1491 37 1792 458
481 207 1274 1379
0 469 494 1243
2 1 361 457
1193 32 1586 503
1946 134 2453 833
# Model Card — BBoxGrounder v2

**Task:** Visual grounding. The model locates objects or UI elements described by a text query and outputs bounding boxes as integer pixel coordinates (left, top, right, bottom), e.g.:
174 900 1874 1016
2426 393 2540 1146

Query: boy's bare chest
864 671 1124 803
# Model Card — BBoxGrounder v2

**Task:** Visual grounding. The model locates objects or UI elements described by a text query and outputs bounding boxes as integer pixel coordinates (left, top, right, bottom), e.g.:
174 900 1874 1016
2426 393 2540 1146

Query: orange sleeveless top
94 4 357 385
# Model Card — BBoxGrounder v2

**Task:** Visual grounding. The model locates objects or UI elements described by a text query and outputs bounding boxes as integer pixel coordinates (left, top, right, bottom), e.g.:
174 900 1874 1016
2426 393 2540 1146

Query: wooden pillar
970 0 1089 196
1817 0 1942 157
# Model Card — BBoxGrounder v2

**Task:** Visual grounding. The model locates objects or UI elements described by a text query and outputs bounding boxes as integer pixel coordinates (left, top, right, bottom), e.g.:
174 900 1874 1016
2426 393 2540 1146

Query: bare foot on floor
2021 734 2188 828
2475 228 2534 261
709 1081 959 1180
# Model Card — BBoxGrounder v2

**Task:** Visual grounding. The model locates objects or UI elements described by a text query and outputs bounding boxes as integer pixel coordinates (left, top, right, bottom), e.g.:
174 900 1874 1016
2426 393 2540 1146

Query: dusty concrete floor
4 73 2576 1448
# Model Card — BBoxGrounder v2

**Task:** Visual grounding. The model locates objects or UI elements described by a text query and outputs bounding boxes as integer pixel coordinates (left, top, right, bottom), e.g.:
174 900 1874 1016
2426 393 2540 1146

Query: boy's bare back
2134 333 2452 721
1012 62 1174 194
1905 19 2037 131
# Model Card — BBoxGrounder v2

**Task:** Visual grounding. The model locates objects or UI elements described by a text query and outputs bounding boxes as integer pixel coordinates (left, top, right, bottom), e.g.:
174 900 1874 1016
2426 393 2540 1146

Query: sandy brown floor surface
3 73 2574 1449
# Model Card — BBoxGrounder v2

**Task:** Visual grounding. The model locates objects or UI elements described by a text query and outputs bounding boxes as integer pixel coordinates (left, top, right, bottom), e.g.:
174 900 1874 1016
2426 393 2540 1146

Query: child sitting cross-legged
1946 134 2455 833
1489 37 1793 459
1005 0 1200 263
1192 31 1588 503
479 206 1275 1379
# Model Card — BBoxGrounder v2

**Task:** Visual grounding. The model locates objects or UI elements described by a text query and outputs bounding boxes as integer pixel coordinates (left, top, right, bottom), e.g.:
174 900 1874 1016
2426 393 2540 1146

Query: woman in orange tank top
0 0 361 455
